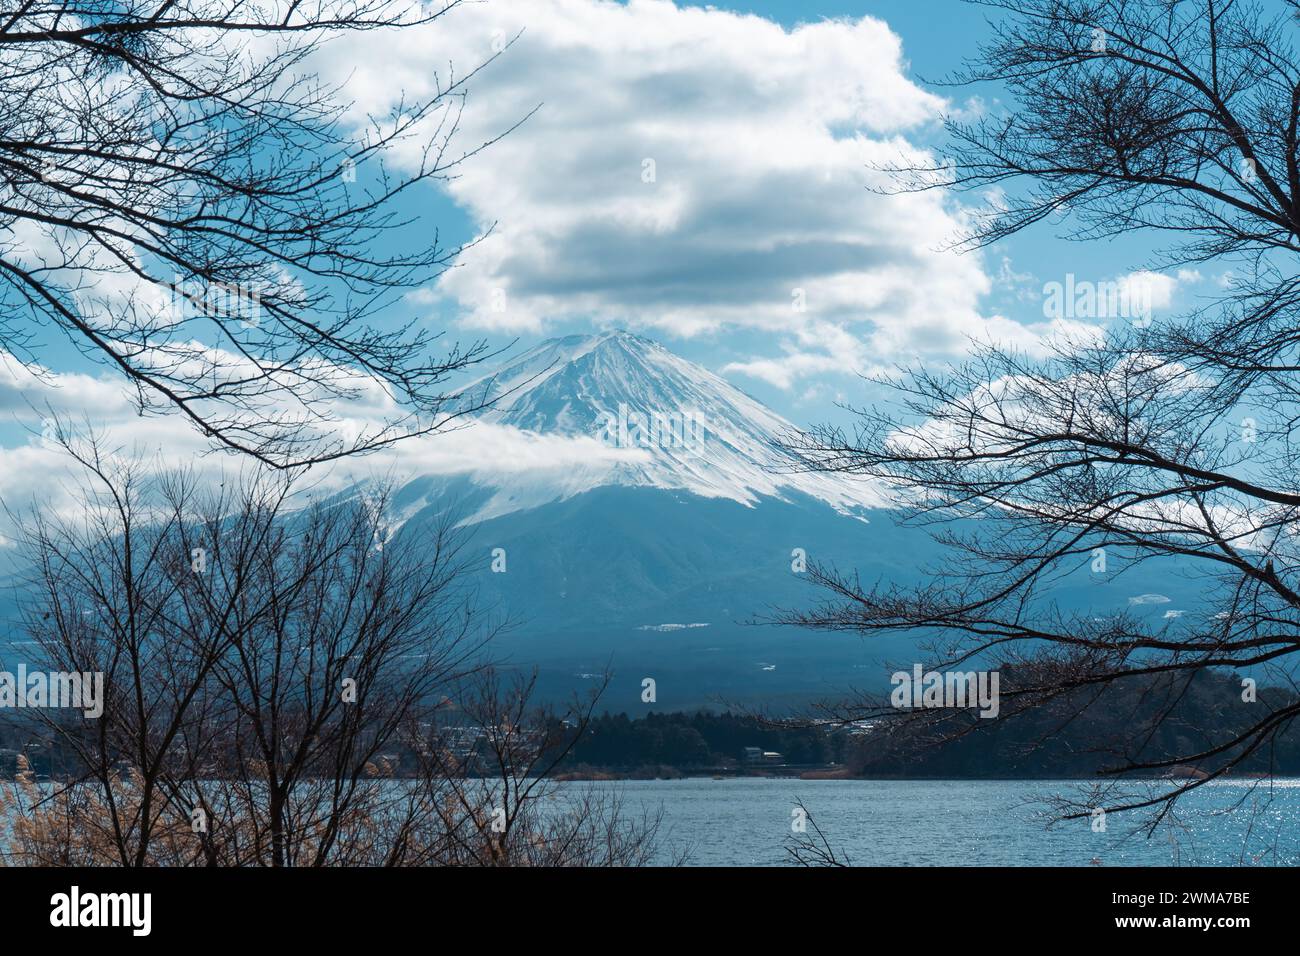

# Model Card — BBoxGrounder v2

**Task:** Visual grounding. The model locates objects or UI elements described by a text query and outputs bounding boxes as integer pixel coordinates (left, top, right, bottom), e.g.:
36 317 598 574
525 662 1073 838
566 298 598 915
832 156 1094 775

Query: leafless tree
411 668 677 867
785 798 849 867
0 0 515 467
192 483 487 866
0 434 671 867
0 429 483 864
2 431 288 864
785 0 1300 828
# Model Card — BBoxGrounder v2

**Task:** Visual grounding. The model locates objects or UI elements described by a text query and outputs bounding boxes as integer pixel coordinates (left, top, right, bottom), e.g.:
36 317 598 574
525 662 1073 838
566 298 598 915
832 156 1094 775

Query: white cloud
722 311 1104 390
316 0 1024 384
1117 270 1177 316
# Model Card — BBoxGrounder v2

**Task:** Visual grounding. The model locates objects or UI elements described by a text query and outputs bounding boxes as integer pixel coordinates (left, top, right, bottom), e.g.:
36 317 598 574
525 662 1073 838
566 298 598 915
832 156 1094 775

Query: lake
569 777 1300 866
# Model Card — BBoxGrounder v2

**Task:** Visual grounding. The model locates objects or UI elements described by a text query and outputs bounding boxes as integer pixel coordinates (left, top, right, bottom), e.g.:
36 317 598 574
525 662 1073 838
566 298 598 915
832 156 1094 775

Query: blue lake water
570 777 1300 866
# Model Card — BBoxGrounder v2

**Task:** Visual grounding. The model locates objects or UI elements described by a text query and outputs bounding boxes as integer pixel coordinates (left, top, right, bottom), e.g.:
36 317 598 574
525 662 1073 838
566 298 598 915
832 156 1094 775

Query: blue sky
0 0 1233 490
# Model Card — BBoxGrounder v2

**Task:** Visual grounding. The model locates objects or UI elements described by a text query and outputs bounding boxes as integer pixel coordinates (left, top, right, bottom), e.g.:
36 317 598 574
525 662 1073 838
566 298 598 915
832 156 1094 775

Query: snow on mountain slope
448 330 887 523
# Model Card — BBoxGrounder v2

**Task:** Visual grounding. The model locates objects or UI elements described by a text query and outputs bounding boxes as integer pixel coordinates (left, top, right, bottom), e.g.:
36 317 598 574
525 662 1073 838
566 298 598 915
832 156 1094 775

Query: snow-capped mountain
387 330 1200 708
447 330 887 523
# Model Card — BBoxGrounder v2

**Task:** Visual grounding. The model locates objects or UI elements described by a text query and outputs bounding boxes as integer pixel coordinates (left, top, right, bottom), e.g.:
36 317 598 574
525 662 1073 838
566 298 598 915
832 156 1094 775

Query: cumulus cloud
316 0 1023 386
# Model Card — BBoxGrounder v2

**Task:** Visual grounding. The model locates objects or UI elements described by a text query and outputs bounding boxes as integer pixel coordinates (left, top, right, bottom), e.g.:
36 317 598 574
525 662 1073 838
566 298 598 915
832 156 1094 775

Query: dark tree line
839 666 1300 779
564 711 842 770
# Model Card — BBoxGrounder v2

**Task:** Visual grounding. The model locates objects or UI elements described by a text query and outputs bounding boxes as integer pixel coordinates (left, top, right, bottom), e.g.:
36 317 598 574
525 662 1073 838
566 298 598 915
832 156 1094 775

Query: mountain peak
449 329 885 518
588 327 655 344
519 328 666 365
465 328 743 433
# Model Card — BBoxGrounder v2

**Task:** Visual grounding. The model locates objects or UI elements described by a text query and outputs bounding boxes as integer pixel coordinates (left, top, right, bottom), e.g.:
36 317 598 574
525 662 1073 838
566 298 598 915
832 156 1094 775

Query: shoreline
551 767 1283 783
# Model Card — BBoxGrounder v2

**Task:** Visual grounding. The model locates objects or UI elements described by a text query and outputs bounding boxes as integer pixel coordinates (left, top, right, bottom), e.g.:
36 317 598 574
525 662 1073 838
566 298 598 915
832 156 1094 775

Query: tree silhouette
0 0 516 467
787 0 1300 826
